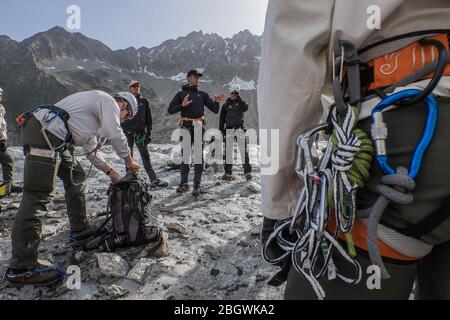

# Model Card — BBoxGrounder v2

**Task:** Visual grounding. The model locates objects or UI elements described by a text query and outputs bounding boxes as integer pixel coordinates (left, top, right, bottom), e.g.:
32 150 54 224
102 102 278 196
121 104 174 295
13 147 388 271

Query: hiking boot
176 183 190 194
150 179 169 189
245 173 253 181
5 260 64 287
193 183 206 197
69 225 98 247
221 173 236 181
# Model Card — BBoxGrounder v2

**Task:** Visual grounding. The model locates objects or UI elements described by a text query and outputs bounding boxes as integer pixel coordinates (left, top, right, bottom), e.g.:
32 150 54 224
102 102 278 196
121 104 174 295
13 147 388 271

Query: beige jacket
0 104 7 141
258 0 450 220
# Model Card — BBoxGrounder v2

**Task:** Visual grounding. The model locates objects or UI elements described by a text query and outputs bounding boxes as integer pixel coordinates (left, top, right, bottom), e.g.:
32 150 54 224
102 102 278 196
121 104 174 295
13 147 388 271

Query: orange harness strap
363 34 450 91
327 212 419 262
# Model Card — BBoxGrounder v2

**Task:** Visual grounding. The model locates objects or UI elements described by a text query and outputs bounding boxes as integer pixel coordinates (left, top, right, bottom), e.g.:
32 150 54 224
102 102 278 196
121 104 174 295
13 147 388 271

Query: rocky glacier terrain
0 144 284 300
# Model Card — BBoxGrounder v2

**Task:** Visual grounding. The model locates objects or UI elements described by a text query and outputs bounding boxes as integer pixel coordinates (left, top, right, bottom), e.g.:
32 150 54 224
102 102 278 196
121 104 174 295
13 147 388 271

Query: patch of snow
255 56 261 61
174 40 185 50
83 59 89 62
95 58 104 64
170 72 187 82
76 66 85 70
145 69 164 79
102 66 112 70
226 76 256 91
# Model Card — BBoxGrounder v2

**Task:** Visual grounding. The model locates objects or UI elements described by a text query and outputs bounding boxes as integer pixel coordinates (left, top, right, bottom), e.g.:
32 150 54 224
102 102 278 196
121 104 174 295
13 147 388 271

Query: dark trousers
223 129 252 175
10 116 87 269
0 147 15 182
180 123 204 185
125 132 157 182
285 97 450 300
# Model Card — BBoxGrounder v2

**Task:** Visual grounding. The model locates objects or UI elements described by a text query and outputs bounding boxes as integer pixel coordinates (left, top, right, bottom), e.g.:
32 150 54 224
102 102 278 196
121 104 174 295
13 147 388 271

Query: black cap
187 69 203 78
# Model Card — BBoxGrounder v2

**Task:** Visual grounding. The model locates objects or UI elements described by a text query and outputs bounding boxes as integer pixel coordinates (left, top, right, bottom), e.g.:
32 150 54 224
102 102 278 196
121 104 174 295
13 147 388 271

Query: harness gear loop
333 39 362 116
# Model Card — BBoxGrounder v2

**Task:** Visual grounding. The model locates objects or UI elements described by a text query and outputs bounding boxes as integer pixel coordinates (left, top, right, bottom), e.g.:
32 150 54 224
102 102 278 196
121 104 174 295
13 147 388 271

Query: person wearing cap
219 84 252 181
168 70 225 196
0 88 21 194
122 80 168 189
5 90 141 287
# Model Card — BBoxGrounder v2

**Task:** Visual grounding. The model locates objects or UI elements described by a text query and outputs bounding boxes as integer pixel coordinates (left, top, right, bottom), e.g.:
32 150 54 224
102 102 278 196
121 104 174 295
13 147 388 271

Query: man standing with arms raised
169 70 225 197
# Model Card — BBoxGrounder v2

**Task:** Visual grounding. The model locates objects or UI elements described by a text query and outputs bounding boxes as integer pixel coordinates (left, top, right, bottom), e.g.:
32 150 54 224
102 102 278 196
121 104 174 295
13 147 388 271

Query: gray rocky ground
0 144 284 300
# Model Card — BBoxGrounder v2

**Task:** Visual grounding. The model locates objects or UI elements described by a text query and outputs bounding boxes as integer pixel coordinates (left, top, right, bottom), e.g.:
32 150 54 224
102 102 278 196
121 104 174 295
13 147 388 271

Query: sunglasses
131 83 140 88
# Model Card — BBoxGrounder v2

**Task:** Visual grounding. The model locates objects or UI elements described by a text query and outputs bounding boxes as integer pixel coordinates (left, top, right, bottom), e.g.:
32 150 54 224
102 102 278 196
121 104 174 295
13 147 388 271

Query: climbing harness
263 34 448 299
17 105 72 153
17 105 107 188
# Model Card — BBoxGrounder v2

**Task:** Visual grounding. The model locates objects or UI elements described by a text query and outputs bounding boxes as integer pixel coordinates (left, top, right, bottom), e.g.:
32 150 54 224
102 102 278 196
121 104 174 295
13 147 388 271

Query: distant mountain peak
0 26 261 143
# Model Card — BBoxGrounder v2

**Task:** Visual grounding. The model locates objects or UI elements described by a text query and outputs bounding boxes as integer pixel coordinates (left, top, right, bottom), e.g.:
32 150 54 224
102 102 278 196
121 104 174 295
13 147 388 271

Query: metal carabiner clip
290 123 331 235
371 89 438 179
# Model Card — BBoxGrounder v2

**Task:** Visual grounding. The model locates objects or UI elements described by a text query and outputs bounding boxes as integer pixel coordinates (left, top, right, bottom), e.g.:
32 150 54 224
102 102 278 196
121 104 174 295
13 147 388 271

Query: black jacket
219 96 249 131
121 95 153 135
168 85 220 119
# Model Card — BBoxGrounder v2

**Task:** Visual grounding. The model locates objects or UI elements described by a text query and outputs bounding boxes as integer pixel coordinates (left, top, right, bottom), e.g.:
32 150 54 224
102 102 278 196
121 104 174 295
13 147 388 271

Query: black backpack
86 174 162 252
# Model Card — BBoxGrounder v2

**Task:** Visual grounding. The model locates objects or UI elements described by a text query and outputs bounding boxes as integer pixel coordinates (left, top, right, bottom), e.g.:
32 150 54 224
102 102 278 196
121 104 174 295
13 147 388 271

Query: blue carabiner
371 89 438 179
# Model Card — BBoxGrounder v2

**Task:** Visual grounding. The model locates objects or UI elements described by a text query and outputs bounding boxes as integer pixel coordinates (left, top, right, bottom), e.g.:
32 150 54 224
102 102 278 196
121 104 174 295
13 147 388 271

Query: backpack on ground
86 174 162 252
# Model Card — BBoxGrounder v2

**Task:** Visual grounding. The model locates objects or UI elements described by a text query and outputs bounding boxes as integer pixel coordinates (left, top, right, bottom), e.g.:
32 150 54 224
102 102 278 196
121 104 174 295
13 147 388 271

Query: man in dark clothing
219 84 252 181
168 70 225 196
123 81 168 189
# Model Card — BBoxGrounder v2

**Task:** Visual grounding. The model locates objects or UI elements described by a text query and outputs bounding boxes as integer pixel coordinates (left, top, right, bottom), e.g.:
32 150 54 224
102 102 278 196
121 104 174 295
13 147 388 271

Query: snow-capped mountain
0 27 262 143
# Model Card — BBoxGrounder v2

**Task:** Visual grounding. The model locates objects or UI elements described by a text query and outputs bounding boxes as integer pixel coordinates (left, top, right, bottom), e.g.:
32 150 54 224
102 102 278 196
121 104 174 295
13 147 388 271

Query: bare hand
214 93 226 103
128 160 140 173
109 170 121 183
182 94 193 108
124 155 141 173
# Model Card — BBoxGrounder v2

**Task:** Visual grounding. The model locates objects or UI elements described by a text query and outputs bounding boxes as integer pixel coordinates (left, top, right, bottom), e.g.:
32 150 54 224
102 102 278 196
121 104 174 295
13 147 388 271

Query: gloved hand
0 140 7 153
261 217 283 262
261 217 294 287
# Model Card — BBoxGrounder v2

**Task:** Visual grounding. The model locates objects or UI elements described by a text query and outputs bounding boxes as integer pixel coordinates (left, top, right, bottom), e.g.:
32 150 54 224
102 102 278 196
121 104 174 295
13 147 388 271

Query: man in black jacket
168 70 225 196
123 81 168 188
219 84 252 181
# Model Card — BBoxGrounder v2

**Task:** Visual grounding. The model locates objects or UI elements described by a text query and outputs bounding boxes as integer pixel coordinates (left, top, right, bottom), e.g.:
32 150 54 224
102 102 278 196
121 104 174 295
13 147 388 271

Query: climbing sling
262 34 449 299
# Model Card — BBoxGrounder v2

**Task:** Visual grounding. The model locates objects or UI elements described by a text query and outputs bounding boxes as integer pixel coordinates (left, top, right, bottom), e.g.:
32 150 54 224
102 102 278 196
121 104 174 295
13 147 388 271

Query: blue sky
0 0 268 50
